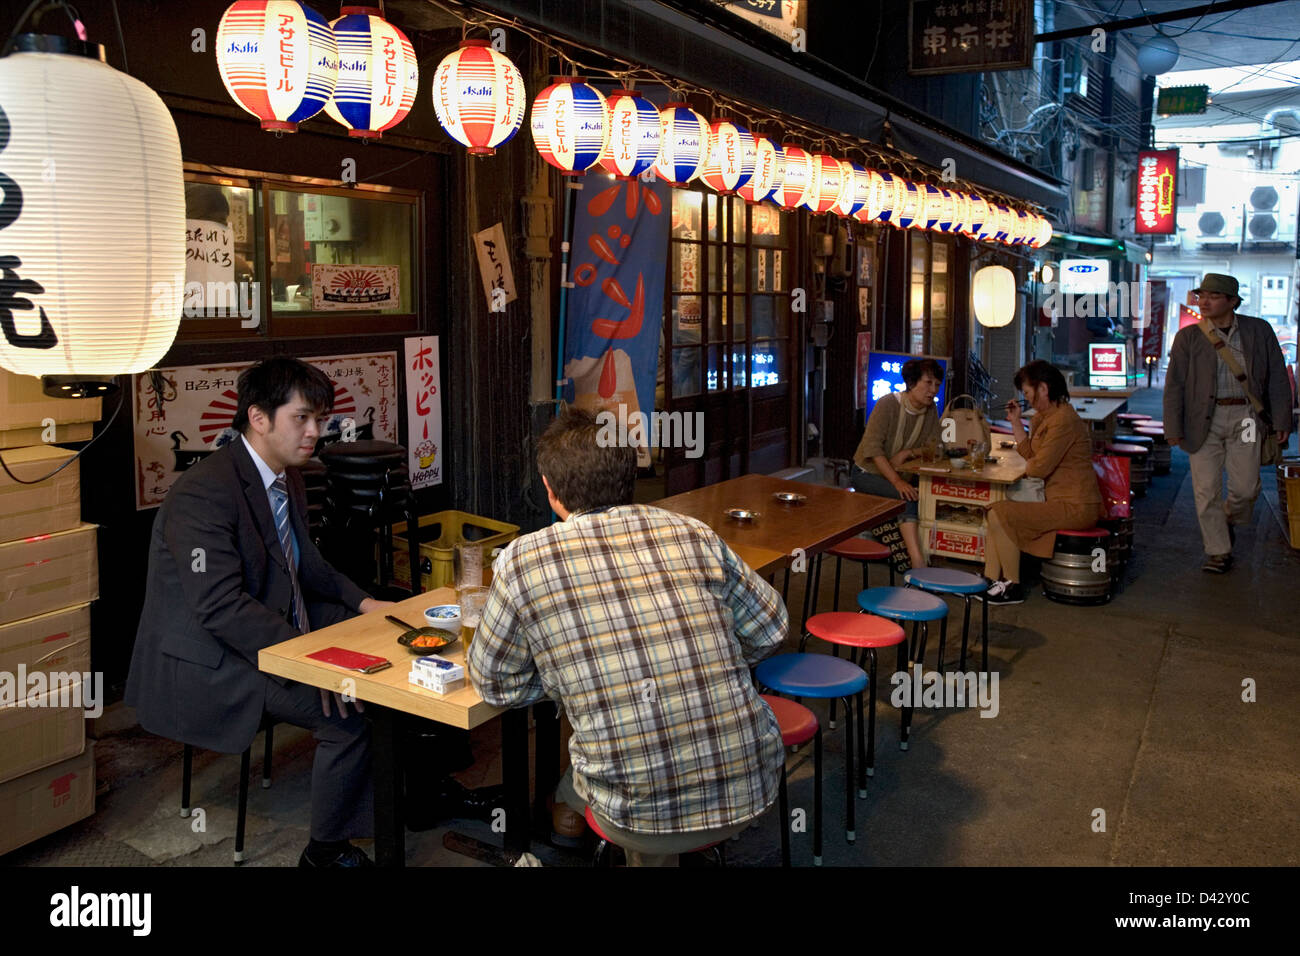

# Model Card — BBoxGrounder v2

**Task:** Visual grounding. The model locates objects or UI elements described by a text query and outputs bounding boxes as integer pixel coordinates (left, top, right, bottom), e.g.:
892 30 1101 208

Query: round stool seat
1056 527 1109 538
904 567 988 595
806 612 905 648
829 538 890 561
761 694 819 747
1117 413 1151 423
1105 442 1148 455
756 654 868 699
1134 420 1164 430
1133 427 1165 438
857 586 949 621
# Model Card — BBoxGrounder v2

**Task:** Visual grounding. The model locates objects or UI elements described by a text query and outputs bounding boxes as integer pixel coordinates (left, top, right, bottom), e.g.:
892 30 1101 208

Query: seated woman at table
983 360 1103 605
851 357 943 571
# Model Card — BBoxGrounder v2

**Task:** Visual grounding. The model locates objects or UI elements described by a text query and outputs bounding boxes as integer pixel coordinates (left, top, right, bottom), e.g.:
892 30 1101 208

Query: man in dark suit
127 357 393 867
1164 273 1291 573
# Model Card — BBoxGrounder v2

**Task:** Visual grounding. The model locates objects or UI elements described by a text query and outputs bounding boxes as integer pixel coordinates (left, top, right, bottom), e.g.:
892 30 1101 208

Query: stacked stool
1133 422 1171 474
761 694 821 867
855 587 949 752
1041 527 1113 604
1105 441 1151 497
903 568 990 672
1117 412 1152 435
319 440 419 593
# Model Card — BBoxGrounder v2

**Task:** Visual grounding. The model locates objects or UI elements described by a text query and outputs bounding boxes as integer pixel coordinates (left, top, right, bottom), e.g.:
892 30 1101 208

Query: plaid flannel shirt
466 504 787 835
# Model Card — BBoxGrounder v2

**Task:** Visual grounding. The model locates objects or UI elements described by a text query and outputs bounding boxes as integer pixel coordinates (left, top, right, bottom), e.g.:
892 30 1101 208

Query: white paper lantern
652 102 708 186
775 144 813 210
701 120 755 195
802 154 843 214
852 168 885 223
530 78 608 175
833 162 869 219
949 190 970 234
737 135 783 204
895 179 922 228
325 7 419 139
0 37 185 387
966 194 990 239
598 91 661 179
432 39 526 155
973 265 1016 328
216 0 338 132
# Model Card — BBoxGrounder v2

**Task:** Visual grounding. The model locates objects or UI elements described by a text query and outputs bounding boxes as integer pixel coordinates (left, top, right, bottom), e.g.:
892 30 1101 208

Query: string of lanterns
213 0 1054 246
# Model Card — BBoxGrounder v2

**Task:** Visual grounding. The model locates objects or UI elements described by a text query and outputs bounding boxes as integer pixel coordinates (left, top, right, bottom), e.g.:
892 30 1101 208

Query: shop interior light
530 78 608 174
432 38 525 155
652 102 708 186
325 6 419 139
802 153 843 214
0 34 185 394
1041 262 1056 284
701 120 755 195
598 90 661 179
737 135 784 204
774 144 813 210
973 265 1017 328
216 0 338 132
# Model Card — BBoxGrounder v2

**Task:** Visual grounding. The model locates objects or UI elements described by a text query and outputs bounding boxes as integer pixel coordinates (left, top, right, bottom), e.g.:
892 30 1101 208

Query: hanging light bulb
530 78 608 175
802 154 843 214
701 120 755 195
737 135 784 204
1137 34 1179 76
774 144 813 210
216 0 338 132
324 6 418 139
973 265 1016 328
598 90 661 179
431 38 524 155
652 102 708 186
0 33 185 392
833 161 870 219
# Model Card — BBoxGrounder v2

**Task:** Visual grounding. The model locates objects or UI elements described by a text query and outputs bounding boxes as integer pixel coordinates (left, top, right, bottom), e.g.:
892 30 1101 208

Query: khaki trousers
1187 404 1261 556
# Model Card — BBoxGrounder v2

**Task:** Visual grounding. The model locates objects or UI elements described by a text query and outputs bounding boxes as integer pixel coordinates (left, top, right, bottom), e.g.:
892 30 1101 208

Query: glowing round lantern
0 35 185 390
949 190 970 234
921 183 956 231
1031 215 1054 248
652 102 708 186
738 136 784 204
852 168 884 223
216 1 338 133
597 90 661 179
966 194 990 239
833 162 869 219
530 78 608 175
431 39 523 155
802 154 843 214
894 179 923 228
1013 209 1035 244
325 7 418 139
991 203 1014 243
774 144 813 210
701 120 755 194
973 265 1016 328
868 170 906 225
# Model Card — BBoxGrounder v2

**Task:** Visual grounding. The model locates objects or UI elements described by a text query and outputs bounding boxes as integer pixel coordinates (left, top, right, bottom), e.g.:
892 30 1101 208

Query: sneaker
985 579 1009 598
1202 554 1232 574
985 582 1027 606
298 842 373 868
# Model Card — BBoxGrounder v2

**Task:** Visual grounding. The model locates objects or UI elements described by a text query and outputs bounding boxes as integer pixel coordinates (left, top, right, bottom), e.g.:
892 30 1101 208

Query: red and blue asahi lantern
431 39 524 155
530 78 607 175
990 203 1013 243
866 170 904 224
1029 215 1053 248
701 120 754 195
737 135 783 204
853 168 884 223
966 193 989 238
894 179 922 228
802 154 843 214
922 183 954 231
216 1 338 132
324 7 418 139
775 144 812 210
652 102 708 186
834 161 870 218
598 90 660 179
949 190 970 234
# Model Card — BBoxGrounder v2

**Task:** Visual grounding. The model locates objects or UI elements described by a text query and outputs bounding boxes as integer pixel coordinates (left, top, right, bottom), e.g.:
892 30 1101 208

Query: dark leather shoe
438 778 508 824
298 843 373 868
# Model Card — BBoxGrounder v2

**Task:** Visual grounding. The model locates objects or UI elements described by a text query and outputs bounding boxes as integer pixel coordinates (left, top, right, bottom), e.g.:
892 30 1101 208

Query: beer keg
1041 528 1113 605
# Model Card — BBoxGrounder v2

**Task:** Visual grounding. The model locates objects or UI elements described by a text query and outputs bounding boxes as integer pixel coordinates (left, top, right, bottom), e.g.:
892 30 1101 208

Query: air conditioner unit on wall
1243 181 1297 247
1195 204 1242 248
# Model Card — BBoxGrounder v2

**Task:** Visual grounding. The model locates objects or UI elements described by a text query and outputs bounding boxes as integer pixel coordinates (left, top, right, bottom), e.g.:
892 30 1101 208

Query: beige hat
1193 273 1239 297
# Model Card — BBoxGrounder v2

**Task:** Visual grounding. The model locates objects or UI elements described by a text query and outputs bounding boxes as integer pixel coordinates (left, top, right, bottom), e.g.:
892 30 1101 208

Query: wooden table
900 450 1027 564
259 589 552 867
1025 397 1127 442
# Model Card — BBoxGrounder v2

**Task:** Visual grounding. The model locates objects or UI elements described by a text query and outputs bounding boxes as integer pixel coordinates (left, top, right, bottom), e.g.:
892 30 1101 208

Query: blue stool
904 568 989 673
856 587 949 751
756 653 868 864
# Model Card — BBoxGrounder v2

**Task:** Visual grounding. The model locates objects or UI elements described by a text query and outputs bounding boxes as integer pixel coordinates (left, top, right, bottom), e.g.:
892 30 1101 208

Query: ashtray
724 508 760 521
772 492 807 504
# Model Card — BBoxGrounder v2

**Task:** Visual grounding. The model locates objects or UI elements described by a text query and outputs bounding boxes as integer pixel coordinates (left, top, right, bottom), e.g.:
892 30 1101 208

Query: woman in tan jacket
984 361 1103 605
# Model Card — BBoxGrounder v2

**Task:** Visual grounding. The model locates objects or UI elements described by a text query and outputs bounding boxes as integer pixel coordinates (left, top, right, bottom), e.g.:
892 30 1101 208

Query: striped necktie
270 476 309 632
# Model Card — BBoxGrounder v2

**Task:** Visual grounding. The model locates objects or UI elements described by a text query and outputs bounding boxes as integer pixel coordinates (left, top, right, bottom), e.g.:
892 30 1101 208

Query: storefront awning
1045 232 1153 266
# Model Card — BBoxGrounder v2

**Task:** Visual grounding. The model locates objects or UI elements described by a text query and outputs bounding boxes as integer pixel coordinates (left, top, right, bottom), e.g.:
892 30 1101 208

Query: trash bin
387 511 520 592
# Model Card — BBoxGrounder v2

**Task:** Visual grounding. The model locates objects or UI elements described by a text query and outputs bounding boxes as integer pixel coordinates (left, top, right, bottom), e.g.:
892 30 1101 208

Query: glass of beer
458 586 488 651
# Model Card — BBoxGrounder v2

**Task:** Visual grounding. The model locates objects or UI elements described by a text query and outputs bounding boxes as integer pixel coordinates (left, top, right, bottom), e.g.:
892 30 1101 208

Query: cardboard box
0 604 91 683
0 683 87 784
0 445 81 545
0 524 98 628
0 422 93 450
0 741 94 857
0 369 101 434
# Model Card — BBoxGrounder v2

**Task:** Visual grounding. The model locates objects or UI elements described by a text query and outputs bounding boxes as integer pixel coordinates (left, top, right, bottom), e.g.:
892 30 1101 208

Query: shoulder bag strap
1198 317 1265 415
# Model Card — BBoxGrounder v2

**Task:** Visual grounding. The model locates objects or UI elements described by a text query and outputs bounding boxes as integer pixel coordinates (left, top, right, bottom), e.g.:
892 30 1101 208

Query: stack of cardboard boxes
0 371 102 856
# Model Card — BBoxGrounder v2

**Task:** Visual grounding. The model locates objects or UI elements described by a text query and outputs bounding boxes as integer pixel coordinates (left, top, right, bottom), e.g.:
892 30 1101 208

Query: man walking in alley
1164 273 1291 573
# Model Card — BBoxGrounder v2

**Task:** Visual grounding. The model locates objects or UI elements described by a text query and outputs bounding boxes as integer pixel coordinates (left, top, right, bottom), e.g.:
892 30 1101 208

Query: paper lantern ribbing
652 102 708 186
966 194 990 239
991 204 1014 243
737 136 784 204
1009 208 1032 245
973 265 1016 328
701 120 755 194
833 162 870 219
895 179 922 228
868 170 906 224
325 8 418 139
598 90 661 179
949 190 970 234
852 168 885 223
921 183 956 231
1031 216 1054 248
802 154 843 214
775 144 813 210
432 39 525 156
216 1 338 132
0 39 185 383
530 78 608 175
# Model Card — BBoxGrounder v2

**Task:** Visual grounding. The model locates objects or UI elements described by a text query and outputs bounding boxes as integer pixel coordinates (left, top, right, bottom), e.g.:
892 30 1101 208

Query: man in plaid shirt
467 408 787 865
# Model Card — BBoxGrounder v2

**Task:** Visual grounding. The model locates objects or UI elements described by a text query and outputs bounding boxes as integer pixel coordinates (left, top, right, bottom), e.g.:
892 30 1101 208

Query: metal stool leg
844 695 856 844
180 744 193 817
981 594 989 673
234 747 251 864
779 762 791 868
935 615 949 676
898 640 913 751
856 688 867 798
261 724 274 789
959 596 972 671
782 569 790 604
865 648 878 778
829 645 840 731
813 725 824 866
916 622 930 668
832 556 843 612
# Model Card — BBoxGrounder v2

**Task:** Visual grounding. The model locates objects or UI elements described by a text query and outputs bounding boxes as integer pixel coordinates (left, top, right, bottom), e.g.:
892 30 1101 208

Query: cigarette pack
408 655 465 695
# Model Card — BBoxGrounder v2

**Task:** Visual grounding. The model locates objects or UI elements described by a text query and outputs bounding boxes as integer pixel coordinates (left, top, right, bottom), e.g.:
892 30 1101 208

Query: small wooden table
1025 397 1127 442
900 451 1027 564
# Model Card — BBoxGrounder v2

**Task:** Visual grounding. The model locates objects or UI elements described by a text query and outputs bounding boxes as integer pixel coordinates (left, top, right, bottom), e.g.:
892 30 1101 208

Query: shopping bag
940 393 992 451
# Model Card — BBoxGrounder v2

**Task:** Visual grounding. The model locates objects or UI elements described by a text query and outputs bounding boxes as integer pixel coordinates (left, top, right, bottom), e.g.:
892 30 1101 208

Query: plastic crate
1278 460 1300 517
387 511 519 592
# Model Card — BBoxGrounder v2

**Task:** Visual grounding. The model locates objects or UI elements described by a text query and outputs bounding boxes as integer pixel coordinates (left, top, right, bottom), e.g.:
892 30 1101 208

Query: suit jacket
1163 312 1291 454
126 438 369 753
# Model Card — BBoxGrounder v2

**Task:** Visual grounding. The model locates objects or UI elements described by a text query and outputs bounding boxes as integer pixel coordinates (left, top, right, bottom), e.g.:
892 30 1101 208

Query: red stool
1117 412 1151 432
762 694 821 867
584 806 725 867
811 538 894 619
803 612 907 791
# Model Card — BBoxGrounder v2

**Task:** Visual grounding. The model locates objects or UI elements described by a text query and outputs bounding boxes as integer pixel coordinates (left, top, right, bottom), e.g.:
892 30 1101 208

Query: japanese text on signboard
909 0 1033 75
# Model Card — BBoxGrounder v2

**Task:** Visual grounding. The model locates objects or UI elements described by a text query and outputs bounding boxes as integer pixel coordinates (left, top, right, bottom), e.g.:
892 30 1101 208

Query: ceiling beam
1034 0 1289 44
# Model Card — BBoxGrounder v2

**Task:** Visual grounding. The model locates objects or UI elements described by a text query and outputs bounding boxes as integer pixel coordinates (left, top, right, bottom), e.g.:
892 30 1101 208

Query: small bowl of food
772 491 807 504
724 508 760 521
950 457 971 470
423 604 462 632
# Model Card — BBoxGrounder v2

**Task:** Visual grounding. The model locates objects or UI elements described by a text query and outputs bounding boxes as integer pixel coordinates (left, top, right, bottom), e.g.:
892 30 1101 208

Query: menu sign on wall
311 264 400 311
1136 149 1178 235
1088 342 1127 389
908 0 1034 76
